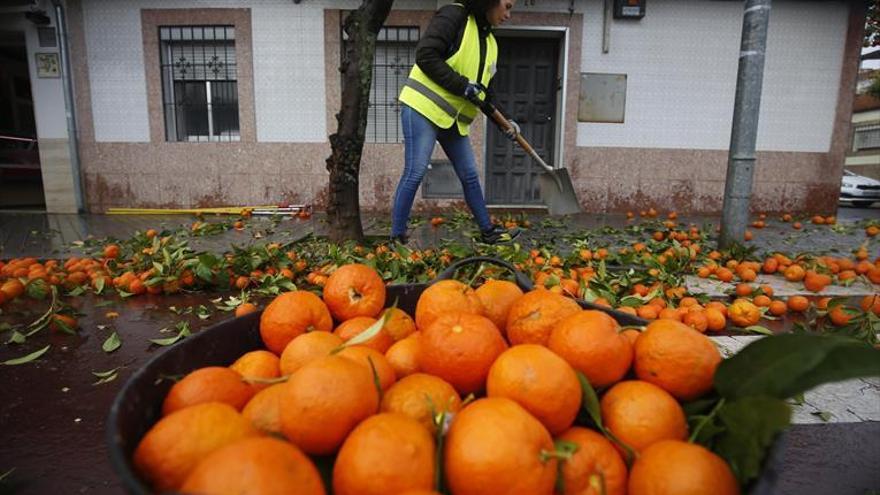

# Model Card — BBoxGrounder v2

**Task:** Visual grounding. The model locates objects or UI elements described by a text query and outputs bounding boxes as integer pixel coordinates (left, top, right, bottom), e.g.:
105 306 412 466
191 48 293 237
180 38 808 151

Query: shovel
477 100 583 215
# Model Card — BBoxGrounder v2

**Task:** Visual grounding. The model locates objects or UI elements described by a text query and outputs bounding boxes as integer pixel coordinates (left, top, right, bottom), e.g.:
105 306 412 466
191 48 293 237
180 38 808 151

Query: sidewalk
1 208 878 259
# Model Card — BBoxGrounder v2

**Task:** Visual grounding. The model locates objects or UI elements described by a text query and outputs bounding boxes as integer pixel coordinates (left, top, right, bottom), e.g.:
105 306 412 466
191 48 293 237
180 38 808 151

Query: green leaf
743 325 774 336
92 367 120 385
2 345 50 365
93 276 105 295
26 279 48 300
102 331 121 353
65 286 86 297
7 331 26 345
149 322 191 346
712 396 791 485
94 300 115 308
576 371 603 428
715 334 880 400
337 303 395 350
811 411 832 422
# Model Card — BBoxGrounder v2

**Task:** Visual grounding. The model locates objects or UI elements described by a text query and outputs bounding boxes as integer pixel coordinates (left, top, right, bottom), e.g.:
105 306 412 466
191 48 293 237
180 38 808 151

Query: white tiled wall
577 0 848 152
82 1 150 142
82 0 345 143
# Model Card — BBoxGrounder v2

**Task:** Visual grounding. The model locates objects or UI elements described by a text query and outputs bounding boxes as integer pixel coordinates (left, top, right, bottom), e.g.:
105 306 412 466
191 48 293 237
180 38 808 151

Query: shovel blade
538 168 582 215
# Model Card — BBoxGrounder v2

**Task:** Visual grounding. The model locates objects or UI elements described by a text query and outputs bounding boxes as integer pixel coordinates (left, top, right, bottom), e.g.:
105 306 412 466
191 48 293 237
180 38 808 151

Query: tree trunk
325 0 394 243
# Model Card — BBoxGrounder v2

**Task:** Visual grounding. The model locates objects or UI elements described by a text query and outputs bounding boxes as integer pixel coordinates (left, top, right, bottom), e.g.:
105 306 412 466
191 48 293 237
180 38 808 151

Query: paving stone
685 274 879 298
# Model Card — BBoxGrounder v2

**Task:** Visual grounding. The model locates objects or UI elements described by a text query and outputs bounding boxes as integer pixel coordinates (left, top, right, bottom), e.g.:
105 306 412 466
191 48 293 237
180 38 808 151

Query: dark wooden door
485 37 559 205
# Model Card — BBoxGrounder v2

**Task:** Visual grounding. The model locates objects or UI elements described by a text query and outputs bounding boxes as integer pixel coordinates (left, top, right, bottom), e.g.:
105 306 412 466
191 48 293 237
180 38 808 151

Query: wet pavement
1 207 879 494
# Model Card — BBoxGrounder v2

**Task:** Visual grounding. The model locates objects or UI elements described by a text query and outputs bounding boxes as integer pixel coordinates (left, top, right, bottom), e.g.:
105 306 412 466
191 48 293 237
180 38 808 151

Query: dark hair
461 0 502 16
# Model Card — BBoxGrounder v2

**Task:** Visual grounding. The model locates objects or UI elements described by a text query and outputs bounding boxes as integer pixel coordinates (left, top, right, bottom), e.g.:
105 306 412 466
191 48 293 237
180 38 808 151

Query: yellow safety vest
399 8 497 136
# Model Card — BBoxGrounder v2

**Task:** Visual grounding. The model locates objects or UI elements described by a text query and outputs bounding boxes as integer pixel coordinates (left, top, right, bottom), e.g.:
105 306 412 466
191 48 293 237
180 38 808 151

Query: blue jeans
391 104 493 237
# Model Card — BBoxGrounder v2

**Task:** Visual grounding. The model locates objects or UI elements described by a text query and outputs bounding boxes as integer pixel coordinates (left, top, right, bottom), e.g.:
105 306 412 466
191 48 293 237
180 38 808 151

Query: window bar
206 81 213 141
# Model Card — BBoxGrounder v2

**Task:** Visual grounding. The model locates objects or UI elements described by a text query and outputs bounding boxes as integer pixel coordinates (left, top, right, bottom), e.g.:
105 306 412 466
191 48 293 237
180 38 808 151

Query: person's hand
504 120 521 141
463 82 485 103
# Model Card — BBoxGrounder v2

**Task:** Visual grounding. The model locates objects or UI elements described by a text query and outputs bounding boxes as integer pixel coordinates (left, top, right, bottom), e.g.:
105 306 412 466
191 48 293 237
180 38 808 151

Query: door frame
484 26 569 207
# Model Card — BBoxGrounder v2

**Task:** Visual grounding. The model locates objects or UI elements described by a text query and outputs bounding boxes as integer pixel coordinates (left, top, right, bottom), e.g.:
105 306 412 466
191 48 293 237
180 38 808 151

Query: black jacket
415 4 496 103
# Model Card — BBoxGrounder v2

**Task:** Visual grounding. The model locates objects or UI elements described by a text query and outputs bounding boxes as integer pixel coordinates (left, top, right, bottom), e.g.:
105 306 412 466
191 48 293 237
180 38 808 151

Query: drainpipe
719 0 771 250
51 0 85 213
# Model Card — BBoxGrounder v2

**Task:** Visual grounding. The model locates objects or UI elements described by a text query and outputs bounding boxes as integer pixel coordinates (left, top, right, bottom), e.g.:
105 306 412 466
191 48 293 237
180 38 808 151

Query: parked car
839 170 880 207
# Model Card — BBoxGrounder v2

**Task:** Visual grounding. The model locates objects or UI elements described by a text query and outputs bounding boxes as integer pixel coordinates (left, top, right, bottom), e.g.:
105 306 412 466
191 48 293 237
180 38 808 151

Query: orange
241 383 286 435
419 312 507 395
634 319 722 401
444 398 557 495
334 316 393 353
260 291 333 355
385 333 421 379
336 345 397 391
734 283 752 297
505 289 581 346
803 271 832 293
828 305 853 326
548 310 632 389
0 279 25 300
704 308 727 332
682 308 709 333
637 304 659 320
658 307 682 321
162 366 254 416
234 302 258 317
753 294 771 307
728 298 761 327
323 263 386 321
860 294 880 315
600 380 688 454
279 355 379 455
486 344 581 435
768 300 787 316
628 440 739 495
181 437 325 495
380 373 462 434
133 403 259 491
474 279 524 335
279 331 342 375
414 280 483 331
384 307 417 341
230 350 280 393
48 314 78 333
557 427 628 495
333 413 435 495
787 295 810 312
783 264 806 282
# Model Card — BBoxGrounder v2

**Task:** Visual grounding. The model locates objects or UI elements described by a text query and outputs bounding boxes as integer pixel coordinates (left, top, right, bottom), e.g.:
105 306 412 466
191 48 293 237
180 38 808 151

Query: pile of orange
132 262 741 495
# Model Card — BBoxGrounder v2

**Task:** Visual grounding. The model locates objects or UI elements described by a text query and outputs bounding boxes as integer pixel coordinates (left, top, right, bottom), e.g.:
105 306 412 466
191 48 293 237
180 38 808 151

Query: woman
391 0 520 245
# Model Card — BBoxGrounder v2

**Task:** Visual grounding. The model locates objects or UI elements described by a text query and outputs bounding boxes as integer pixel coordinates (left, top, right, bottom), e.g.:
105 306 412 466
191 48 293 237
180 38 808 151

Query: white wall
81 0 444 143
577 0 848 152
0 0 68 139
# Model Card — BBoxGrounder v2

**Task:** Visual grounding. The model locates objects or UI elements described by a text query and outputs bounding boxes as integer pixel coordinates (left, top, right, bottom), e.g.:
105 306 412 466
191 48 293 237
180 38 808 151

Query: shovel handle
475 100 555 174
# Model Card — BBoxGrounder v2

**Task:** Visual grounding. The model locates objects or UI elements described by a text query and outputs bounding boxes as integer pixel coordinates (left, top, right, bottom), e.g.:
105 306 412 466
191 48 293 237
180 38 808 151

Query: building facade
0 0 867 214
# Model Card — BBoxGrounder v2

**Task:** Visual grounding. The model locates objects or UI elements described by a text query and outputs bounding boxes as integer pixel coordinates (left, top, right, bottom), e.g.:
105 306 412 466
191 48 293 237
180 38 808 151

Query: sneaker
480 225 522 245
389 234 409 245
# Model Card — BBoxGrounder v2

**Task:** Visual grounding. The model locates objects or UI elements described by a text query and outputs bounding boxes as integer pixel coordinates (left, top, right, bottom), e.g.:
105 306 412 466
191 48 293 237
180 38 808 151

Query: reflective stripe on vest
398 11 496 135
404 78 474 125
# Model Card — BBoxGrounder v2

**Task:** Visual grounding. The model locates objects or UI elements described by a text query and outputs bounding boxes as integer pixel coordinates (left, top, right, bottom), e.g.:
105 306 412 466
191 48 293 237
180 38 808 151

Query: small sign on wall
35 52 60 78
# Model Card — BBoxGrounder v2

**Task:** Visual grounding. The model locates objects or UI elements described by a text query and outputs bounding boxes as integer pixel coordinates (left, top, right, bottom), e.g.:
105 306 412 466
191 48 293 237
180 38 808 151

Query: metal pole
53 0 85 213
719 0 771 249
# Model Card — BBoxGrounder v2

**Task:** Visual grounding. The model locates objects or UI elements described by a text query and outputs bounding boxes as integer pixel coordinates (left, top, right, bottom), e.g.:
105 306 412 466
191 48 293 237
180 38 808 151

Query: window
853 124 880 152
159 26 239 142
343 26 419 143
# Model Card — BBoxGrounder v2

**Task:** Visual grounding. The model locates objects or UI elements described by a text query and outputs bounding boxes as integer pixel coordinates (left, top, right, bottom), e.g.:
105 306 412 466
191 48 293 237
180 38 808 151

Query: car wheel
853 201 875 208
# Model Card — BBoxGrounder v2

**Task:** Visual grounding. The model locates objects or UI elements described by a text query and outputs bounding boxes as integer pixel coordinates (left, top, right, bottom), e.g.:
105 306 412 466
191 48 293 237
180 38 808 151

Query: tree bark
325 0 394 242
